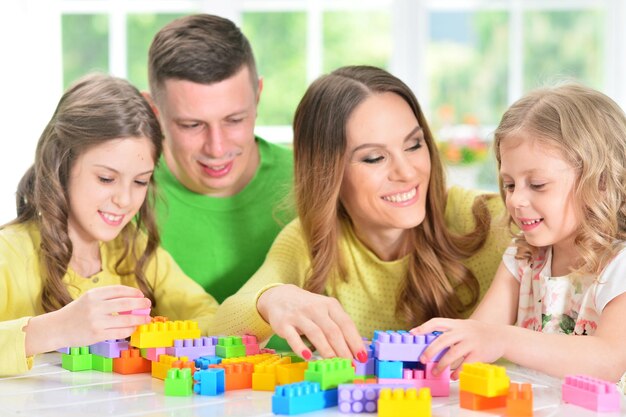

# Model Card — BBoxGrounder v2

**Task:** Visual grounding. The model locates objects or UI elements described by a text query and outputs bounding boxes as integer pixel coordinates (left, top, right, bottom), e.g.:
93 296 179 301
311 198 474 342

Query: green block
61 346 92 371
280 352 305 363
91 354 113 372
164 368 193 396
304 358 355 390
216 336 246 358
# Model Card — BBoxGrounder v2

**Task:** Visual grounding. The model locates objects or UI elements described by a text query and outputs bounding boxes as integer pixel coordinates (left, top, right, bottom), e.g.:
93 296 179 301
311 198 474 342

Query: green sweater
154 137 294 302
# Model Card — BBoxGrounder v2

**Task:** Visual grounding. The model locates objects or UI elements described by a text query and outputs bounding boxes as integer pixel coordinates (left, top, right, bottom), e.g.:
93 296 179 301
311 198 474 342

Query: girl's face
340 92 431 243
67 137 155 247
499 132 581 252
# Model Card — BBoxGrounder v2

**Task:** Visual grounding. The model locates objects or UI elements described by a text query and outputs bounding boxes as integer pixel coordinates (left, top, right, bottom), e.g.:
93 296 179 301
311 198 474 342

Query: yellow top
0 221 218 376
213 186 509 340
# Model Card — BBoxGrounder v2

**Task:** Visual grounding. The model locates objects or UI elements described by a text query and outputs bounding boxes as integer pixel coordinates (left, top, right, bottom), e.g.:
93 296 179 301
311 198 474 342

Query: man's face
155 66 262 197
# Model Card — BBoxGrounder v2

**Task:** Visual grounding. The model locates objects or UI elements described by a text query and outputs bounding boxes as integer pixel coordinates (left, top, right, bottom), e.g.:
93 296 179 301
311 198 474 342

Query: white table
0 353 624 417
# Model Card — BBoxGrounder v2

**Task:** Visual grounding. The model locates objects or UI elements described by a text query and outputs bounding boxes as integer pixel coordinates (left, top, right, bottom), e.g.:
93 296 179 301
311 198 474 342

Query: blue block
272 382 338 415
376 360 403 379
193 368 225 396
195 355 222 369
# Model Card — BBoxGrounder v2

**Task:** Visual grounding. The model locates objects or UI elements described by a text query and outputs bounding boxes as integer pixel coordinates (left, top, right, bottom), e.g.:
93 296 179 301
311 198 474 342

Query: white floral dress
502 244 626 389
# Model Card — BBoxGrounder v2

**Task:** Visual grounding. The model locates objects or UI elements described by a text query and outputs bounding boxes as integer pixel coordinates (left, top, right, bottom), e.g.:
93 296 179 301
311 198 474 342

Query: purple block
166 337 217 361
373 330 447 362
88 339 129 358
352 345 375 376
338 383 413 413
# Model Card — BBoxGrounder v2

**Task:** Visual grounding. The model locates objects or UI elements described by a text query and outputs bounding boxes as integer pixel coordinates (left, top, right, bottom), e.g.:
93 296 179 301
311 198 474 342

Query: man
147 14 294 302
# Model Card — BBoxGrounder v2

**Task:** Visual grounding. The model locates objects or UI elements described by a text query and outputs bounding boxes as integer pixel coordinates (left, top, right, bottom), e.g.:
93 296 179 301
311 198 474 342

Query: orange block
113 348 151 374
460 390 507 410
506 383 533 416
353 377 377 384
210 362 253 390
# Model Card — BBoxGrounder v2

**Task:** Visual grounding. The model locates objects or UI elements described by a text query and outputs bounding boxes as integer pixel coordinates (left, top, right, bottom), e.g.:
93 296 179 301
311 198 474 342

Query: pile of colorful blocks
58 320 622 416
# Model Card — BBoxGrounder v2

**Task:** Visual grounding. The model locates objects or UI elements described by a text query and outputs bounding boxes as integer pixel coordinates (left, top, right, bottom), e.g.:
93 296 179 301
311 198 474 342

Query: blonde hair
494 83 626 275
293 65 493 325
11 73 163 312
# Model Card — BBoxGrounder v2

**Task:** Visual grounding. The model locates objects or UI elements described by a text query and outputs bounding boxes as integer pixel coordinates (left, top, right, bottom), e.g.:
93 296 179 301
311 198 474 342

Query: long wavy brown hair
494 83 626 276
293 65 492 325
9 73 163 313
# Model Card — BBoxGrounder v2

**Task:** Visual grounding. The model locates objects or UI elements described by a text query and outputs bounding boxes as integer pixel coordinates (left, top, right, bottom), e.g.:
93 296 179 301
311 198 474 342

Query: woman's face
340 92 431 242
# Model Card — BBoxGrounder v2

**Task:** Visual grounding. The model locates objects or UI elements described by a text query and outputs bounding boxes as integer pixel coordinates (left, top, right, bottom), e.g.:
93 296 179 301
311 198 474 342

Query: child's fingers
102 296 152 315
411 318 452 335
89 285 146 300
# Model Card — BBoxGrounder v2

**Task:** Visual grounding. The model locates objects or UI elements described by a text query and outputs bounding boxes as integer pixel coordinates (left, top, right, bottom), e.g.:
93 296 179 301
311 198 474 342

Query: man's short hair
148 14 258 102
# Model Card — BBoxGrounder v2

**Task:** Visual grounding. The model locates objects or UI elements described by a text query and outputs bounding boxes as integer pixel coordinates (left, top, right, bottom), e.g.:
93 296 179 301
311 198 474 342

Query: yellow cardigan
0 222 218 376
213 186 509 340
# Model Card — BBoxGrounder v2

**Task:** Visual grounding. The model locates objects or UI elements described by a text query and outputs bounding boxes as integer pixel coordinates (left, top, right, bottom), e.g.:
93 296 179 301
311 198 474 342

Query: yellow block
276 362 309 385
459 362 510 398
378 387 431 417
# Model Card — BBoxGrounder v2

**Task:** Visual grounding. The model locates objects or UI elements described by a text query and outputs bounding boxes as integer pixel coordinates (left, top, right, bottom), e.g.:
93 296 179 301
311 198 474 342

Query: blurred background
1 0 625 221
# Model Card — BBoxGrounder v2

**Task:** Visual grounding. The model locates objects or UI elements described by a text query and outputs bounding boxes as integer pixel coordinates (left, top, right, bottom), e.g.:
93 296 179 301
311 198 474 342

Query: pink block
376 365 451 397
144 347 167 362
562 375 620 412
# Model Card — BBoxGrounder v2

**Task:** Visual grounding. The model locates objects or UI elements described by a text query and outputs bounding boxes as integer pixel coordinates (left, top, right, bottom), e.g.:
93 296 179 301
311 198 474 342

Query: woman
212 65 508 363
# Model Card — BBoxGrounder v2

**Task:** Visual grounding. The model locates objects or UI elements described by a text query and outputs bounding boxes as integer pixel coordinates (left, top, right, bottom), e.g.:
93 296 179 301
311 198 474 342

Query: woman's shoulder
0 222 39 252
444 186 505 233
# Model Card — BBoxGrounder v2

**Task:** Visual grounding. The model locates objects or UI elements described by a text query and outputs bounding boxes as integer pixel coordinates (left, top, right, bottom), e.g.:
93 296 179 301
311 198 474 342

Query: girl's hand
411 318 506 379
257 284 367 362
25 285 152 356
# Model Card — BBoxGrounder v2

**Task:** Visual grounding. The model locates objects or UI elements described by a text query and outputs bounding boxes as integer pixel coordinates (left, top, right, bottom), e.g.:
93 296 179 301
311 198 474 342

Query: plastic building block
242 334 260 356
378 387 431 417
152 354 189 380
194 368 225 396
164 368 193 396
152 315 168 322
195 355 222 369
61 346 92 371
260 348 276 354
459 362 510 397
129 320 201 348
561 375 620 412
506 383 533 416
304 358 355 390
252 356 292 391
91 354 113 372
353 377 378 384
112 348 151 374
338 383 412 413
215 336 247 358
166 337 217 360
209 362 253 390
272 381 338 415
89 339 129 358
379 364 451 397
353 345 375 376
221 353 277 366
143 347 167 362
57 347 71 354
280 352 306 364
376 360 403 379
277 362 309 385
459 390 507 410
373 330 446 362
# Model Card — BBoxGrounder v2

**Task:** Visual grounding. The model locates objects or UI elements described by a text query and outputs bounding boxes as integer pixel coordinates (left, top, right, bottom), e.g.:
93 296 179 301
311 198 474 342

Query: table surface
0 353 624 417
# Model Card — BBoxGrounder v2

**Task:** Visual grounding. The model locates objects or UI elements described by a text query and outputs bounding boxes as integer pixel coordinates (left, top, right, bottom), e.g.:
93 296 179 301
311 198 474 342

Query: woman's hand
411 318 507 379
24 285 152 356
257 284 367 362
